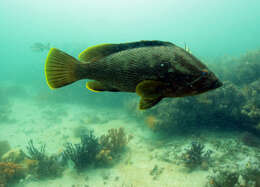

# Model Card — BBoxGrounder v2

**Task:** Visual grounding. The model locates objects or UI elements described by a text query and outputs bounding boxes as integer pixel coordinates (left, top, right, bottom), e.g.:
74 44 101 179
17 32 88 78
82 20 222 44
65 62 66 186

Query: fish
44 40 222 110
30 42 50 52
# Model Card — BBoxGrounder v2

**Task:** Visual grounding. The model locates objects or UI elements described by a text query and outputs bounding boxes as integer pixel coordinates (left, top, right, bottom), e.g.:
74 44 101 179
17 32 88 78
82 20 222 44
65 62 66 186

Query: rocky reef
222 50 260 86
139 81 248 132
206 158 260 187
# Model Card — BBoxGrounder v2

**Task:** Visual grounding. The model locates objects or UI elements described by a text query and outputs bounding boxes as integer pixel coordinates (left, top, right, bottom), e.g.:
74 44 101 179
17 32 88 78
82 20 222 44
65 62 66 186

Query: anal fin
86 81 119 92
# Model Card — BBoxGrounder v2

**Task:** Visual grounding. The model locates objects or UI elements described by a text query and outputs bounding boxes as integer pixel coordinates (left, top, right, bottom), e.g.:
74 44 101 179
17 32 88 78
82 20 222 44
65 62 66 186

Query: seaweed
26 140 46 161
181 142 212 169
95 149 113 164
0 162 25 186
62 131 101 170
96 127 132 165
62 128 132 169
99 127 132 154
26 140 63 179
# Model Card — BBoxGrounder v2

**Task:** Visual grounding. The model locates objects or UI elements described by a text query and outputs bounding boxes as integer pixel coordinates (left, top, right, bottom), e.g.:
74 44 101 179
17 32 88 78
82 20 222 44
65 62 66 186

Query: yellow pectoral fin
139 97 163 110
136 80 165 99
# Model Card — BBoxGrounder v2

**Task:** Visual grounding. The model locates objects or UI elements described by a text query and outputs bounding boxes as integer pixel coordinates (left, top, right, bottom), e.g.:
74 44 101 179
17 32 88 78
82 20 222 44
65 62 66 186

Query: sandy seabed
1 95 258 187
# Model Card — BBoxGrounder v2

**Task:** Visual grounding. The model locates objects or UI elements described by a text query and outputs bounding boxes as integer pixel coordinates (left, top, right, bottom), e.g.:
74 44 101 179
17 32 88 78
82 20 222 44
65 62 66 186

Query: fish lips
209 80 223 90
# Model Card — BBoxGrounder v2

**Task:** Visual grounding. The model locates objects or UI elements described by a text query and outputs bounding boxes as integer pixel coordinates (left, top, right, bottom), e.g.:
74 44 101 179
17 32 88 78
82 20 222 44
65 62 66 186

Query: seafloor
0 83 260 187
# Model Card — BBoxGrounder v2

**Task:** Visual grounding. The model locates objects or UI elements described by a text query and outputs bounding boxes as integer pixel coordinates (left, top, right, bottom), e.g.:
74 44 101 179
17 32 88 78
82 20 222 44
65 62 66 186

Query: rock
1 148 26 163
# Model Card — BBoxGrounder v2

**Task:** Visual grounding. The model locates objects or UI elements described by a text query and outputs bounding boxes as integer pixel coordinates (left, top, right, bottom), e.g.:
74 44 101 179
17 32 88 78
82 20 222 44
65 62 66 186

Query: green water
1 0 260 83
1 1 260 187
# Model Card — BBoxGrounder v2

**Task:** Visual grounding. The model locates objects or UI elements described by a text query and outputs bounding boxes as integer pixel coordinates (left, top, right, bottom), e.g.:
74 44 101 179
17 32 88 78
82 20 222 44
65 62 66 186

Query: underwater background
1 0 260 186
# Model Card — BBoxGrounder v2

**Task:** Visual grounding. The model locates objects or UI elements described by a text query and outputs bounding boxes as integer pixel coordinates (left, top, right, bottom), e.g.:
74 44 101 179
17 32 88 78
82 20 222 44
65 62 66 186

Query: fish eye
202 72 207 76
160 61 170 68
201 69 209 76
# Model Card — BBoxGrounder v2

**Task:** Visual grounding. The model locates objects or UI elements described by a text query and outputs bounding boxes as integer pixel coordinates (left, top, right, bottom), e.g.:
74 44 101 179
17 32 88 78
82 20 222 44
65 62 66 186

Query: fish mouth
209 80 223 90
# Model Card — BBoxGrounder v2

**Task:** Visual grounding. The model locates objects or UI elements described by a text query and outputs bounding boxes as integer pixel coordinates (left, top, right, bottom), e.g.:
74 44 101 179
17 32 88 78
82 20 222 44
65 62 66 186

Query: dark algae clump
26 140 64 179
63 127 132 170
26 140 46 161
62 131 101 170
181 142 212 170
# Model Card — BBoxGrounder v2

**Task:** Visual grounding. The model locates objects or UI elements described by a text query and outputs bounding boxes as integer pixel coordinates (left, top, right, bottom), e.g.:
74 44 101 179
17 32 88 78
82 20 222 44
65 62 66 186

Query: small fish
31 42 50 52
44 40 222 109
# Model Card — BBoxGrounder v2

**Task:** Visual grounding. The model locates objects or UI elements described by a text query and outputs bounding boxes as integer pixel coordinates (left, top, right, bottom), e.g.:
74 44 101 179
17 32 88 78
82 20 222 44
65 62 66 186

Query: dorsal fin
78 40 174 62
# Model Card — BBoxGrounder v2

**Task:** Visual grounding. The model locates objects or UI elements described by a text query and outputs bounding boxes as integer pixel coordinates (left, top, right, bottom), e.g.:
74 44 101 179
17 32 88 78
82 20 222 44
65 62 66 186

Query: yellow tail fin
45 48 81 89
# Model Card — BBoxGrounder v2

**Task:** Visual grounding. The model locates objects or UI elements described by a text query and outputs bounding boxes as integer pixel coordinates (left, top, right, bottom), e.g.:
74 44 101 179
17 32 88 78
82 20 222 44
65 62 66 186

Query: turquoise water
1 1 260 83
1 1 260 187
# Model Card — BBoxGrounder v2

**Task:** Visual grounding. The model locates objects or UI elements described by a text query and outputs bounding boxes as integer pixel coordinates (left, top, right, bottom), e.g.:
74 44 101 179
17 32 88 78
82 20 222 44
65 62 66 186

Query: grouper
45 40 222 109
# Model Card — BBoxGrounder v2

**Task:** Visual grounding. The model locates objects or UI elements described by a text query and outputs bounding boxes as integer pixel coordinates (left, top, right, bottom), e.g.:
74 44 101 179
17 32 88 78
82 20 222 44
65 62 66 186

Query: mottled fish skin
78 43 219 97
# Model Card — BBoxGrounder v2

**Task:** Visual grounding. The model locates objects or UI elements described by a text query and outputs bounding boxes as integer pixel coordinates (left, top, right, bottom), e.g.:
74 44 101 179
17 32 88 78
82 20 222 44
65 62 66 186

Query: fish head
187 68 223 95
157 46 222 97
